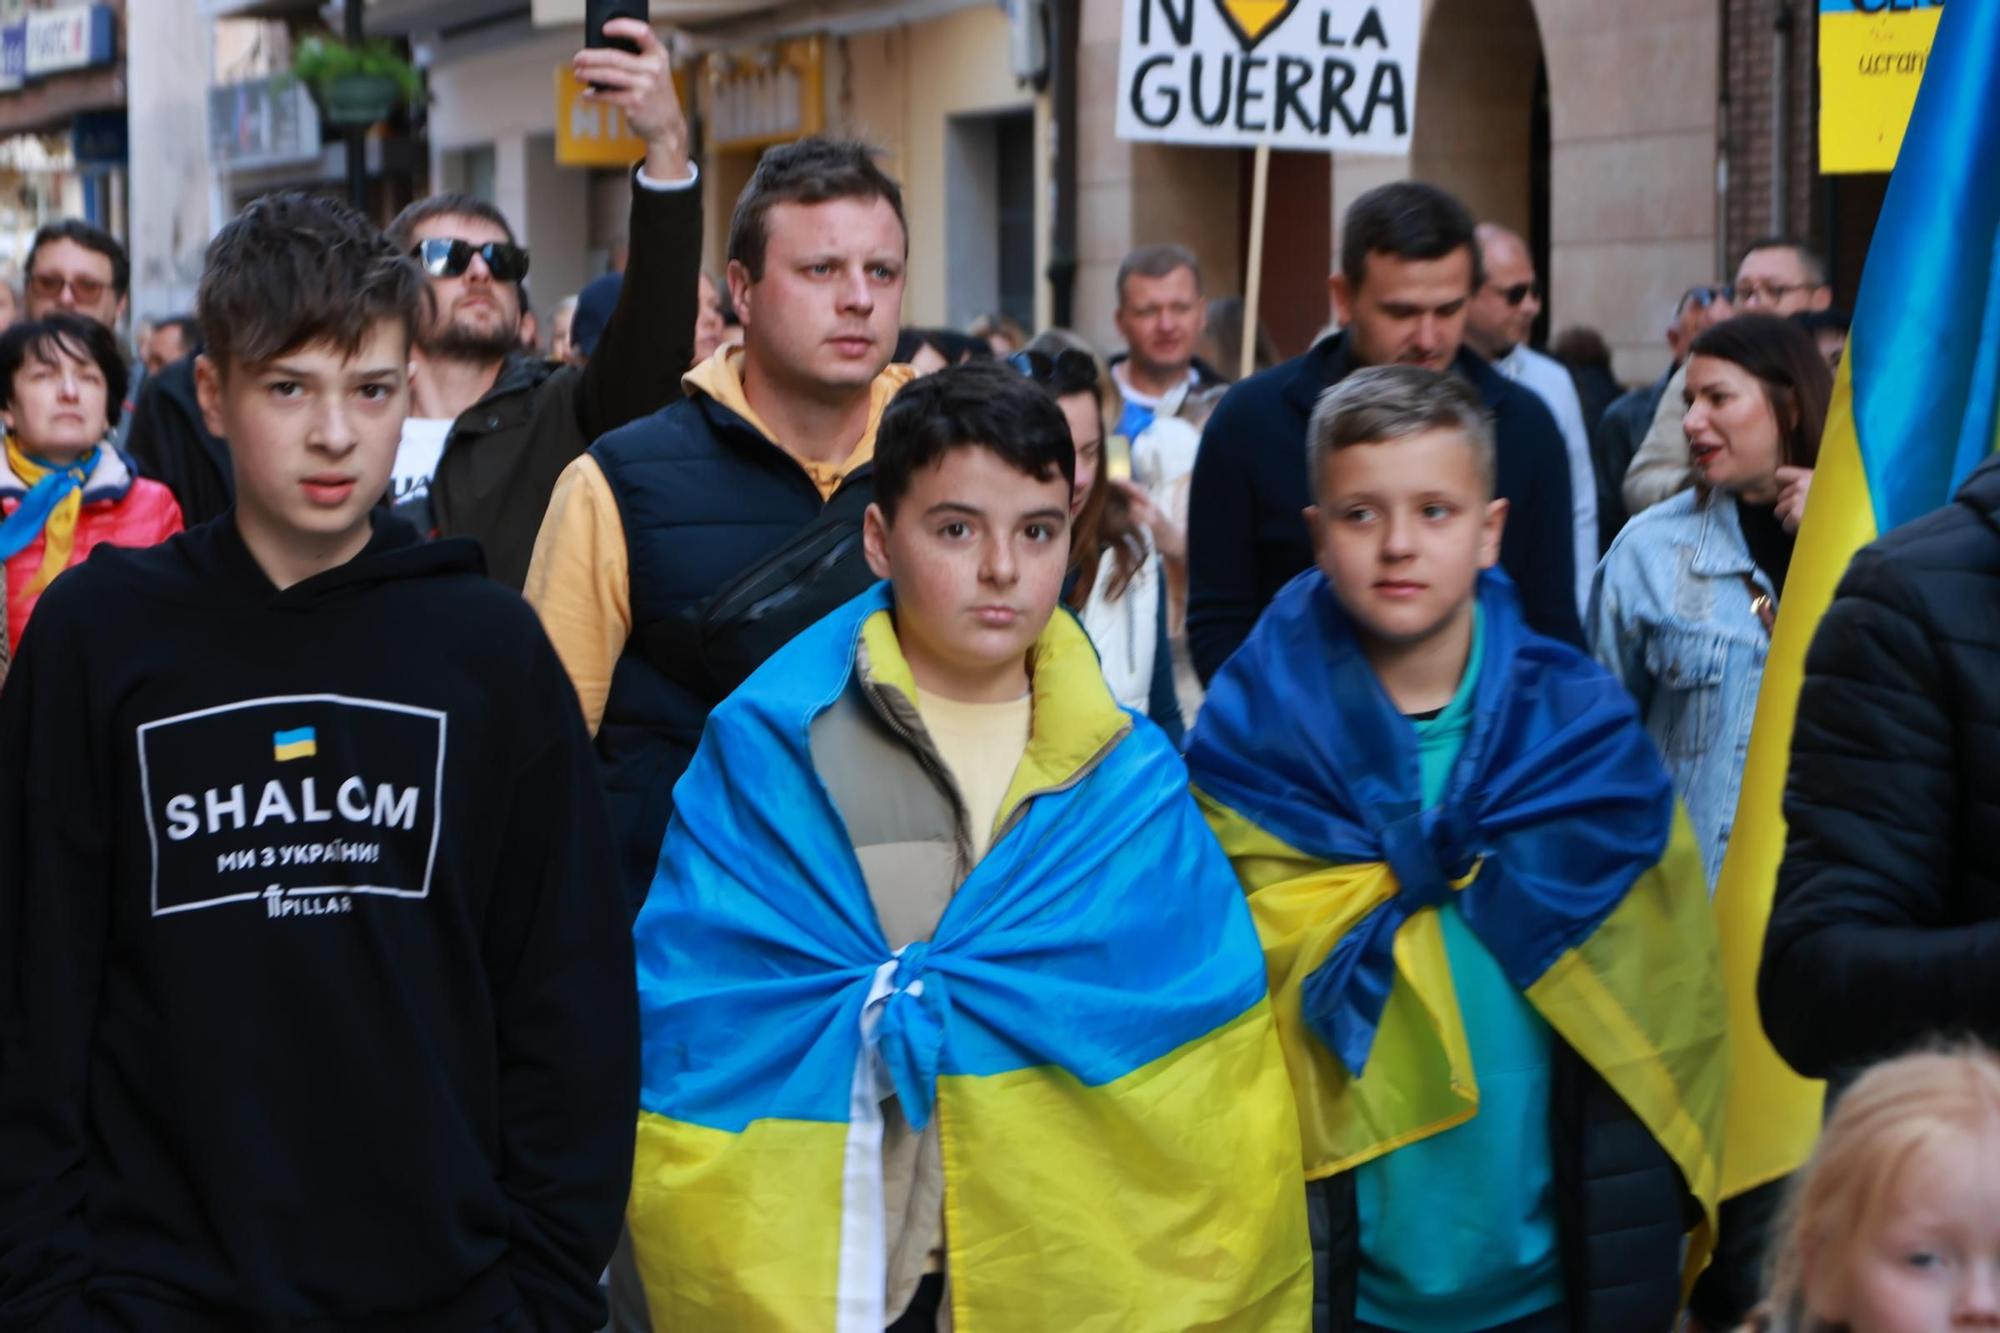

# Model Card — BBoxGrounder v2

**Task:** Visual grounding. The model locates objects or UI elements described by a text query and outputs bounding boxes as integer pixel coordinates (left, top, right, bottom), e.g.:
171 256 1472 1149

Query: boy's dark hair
727 138 907 282
0 312 130 429
25 218 130 298
1339 181 1483 294
1307 364 1496 497
873 361 1074 521
1116 244 1202 306
384 192 519 256
198 192 426 375
1689 313 1834 471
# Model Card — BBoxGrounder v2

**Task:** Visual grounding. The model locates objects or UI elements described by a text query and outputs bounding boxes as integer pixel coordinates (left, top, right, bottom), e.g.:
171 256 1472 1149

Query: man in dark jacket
525 137 913 905
1186 182 1582 683
1761 452 2000 1083
127 21 700 587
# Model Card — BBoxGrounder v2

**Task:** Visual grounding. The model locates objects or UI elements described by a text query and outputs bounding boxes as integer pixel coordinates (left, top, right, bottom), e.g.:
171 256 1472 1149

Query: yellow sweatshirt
523 349 913 734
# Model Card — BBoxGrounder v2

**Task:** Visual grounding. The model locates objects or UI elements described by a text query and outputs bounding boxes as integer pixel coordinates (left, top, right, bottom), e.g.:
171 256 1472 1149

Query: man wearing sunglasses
1465 222 1596 621
1623 239 1832 518
1592 283 1734 550
379 18 700 590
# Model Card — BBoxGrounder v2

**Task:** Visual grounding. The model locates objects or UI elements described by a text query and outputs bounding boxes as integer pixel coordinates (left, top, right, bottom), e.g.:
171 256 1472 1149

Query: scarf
0 437 101 596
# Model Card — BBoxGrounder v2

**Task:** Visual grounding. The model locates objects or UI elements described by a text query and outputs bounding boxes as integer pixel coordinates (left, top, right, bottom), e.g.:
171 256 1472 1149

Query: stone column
126 0 216 322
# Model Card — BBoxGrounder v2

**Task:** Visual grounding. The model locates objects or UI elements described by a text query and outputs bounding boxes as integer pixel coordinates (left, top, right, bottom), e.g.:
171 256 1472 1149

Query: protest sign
1819 0 1945 174
1115 0 1420 154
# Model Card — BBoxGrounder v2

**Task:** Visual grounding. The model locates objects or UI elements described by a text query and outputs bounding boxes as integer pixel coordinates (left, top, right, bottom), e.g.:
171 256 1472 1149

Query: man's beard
423 307 519 362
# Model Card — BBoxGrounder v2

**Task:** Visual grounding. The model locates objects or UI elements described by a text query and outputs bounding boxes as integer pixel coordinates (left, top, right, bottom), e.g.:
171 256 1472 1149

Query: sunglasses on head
1493 280 1541 307
410 238 532 283
1009 348 1099 395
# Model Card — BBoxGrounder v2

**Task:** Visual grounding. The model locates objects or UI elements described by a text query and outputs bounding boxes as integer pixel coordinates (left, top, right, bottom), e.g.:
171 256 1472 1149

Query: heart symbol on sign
1214 0 1300 51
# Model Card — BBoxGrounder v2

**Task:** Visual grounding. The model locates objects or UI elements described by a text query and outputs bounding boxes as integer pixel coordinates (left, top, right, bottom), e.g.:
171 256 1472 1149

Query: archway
1410 0 1551 332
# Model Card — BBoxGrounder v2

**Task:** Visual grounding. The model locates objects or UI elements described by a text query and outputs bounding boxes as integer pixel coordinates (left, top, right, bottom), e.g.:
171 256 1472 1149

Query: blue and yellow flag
1712 0 2000 1200
1186 569 1728 1275
627 583 1310 1331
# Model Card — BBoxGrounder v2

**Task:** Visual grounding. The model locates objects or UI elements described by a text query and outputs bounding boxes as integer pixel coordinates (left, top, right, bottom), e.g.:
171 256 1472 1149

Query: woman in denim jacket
1589 315 1833 889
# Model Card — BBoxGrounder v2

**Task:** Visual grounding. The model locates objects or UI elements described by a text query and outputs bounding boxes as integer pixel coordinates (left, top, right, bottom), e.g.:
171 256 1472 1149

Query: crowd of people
0 17 1996 1333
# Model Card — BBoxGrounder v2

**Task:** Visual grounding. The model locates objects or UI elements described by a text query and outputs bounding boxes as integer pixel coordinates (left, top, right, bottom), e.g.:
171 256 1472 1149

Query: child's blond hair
1764 1042 2000 1328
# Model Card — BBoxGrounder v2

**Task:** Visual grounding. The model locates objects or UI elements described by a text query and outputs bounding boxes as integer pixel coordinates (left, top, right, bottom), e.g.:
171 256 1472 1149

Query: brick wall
1722 0 1821 279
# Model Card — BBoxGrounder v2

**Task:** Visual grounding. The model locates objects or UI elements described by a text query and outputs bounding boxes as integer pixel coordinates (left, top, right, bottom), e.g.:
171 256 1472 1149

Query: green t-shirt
1353 611 1564 1330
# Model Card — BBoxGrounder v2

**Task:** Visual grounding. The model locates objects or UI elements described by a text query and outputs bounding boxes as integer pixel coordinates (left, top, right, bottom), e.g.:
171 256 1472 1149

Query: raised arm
572 20 703 446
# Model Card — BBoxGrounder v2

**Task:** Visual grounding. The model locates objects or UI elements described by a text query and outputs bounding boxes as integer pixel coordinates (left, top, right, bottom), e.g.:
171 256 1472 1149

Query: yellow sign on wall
555 64 659 167
704 38 824 152
1819 0 1945 174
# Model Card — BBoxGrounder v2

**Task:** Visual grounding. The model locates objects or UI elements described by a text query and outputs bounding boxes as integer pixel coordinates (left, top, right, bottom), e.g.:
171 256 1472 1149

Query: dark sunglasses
1684 283 1734 308
410 238 532 283
1493 280 1541 307
1009 348 1099 395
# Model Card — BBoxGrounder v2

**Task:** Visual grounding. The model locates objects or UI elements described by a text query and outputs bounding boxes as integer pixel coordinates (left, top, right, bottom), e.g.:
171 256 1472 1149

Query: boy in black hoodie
0 193 636 1331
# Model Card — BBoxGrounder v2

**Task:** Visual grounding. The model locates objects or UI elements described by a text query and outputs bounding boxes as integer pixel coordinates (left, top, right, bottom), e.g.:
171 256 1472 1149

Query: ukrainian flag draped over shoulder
627 583 1310 1332
1186 569 1727 1265
1713 0 2000 1199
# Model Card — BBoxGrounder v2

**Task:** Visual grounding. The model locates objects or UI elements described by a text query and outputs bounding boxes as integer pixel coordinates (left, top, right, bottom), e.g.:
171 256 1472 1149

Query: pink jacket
3 447 183 653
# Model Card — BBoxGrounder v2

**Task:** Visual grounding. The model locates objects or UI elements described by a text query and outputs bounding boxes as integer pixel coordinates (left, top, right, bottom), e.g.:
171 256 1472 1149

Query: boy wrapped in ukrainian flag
625 361 1311 1331
1186 365 1729 1333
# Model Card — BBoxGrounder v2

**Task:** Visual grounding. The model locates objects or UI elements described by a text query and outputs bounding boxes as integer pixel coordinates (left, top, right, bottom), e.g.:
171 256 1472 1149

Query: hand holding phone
572 7 689 178
585 0 646 88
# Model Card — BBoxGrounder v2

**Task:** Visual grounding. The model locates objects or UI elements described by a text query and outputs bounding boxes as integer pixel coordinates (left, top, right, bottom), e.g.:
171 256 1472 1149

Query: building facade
97 0 1880 383
522 0 1754 384
0 0 125 287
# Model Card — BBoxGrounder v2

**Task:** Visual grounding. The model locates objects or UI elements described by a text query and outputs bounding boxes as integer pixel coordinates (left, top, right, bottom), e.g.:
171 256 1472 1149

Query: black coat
589 390 879 901
1590 367 1673 554
427 174 703 589
1761 452 2000 1081
124 358 233 528
1306 1042 1696 1331
1185 335 1583 683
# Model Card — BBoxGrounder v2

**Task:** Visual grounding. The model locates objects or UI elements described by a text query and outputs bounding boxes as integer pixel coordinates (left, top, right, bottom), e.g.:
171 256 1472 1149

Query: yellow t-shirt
913 688 1031 863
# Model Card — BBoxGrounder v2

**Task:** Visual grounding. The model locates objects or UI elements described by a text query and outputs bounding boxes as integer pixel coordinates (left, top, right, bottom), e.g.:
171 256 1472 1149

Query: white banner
24 5 97 77
1115 0 1420 153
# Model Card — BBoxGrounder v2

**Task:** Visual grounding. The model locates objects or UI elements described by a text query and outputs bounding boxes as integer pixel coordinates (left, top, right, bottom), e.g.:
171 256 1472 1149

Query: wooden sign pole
1240 141 1272 381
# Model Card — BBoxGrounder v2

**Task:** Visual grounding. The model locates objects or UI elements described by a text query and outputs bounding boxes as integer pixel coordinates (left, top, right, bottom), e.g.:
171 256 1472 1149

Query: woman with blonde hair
1012 329 1184 745
1752 1043 2000 1332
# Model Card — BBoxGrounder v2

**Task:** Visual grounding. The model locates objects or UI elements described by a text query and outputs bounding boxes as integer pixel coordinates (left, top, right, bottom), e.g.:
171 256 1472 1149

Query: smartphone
1105 432 1133 484
586 0 646 56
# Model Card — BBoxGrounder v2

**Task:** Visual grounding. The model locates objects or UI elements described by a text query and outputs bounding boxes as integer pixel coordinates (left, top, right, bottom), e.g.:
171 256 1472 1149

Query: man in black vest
524 136 913 910
1185 181 1583 683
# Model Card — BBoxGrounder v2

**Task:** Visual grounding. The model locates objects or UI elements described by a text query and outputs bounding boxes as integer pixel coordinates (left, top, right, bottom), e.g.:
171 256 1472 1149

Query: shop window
445 145 497 204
